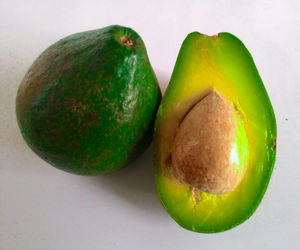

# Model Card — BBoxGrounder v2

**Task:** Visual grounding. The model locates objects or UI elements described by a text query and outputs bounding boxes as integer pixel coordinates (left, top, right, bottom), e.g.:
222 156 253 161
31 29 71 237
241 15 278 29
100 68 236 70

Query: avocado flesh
154 32 276 233
16 25 161 175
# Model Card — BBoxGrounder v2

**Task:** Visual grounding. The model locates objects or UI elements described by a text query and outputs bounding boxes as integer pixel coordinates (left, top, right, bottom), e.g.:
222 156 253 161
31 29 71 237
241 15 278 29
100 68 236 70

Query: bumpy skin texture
154 32 276 233
16 25 161 175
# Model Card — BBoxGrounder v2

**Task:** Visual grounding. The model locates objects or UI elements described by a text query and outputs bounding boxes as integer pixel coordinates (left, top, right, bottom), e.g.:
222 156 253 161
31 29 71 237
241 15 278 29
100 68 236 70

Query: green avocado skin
16 25 161 175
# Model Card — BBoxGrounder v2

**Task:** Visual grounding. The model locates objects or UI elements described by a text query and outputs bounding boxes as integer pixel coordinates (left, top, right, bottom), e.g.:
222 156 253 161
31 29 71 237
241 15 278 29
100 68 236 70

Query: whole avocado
16 25 161 175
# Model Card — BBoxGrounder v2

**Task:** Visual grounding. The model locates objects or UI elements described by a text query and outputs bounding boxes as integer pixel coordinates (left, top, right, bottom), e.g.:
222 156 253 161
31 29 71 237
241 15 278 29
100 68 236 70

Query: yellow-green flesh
154 32 276 233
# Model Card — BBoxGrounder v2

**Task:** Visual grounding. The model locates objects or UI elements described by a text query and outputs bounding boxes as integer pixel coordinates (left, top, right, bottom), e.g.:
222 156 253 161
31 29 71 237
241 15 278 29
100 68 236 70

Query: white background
0 0 299 249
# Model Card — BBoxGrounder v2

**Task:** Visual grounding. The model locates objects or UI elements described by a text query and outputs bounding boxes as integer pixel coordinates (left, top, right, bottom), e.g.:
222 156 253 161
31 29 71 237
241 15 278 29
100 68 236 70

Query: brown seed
171 91 246 195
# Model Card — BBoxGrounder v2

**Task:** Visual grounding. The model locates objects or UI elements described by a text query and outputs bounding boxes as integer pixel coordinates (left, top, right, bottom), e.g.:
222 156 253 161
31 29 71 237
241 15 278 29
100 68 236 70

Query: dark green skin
16 25 161 175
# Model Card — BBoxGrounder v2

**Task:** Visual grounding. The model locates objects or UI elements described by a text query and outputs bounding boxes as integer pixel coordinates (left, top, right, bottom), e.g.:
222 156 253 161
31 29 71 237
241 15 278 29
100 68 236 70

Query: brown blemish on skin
55 67 63 74
88 113 98 121
120 36 134 47
64 97 86 115
171 91 246 195
50 131 57 139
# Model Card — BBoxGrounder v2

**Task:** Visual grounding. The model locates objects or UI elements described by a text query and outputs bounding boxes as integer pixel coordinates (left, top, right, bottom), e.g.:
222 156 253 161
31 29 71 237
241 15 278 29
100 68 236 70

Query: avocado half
16 25 161 175
154 32 276 233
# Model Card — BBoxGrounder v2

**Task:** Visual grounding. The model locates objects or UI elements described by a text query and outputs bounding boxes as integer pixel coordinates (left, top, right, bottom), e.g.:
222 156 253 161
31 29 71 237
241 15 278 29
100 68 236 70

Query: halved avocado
153 32 276 233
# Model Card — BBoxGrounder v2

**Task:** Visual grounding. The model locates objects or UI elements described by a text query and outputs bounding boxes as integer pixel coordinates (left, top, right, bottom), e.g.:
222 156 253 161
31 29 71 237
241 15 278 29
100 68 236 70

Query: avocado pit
171 91 248 195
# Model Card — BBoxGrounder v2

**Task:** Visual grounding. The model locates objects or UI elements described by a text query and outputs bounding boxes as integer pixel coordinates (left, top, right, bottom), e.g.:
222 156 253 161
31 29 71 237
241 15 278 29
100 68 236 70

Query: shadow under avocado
87 144 168 220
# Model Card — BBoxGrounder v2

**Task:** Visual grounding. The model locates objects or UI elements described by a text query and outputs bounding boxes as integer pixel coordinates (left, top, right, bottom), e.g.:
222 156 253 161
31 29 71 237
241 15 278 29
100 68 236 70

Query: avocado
16 25 161 175
153 32 276 233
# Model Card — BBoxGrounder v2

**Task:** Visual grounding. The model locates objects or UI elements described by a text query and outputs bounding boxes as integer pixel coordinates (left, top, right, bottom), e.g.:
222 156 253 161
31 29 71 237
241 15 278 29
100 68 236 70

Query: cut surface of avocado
154 32 276 233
